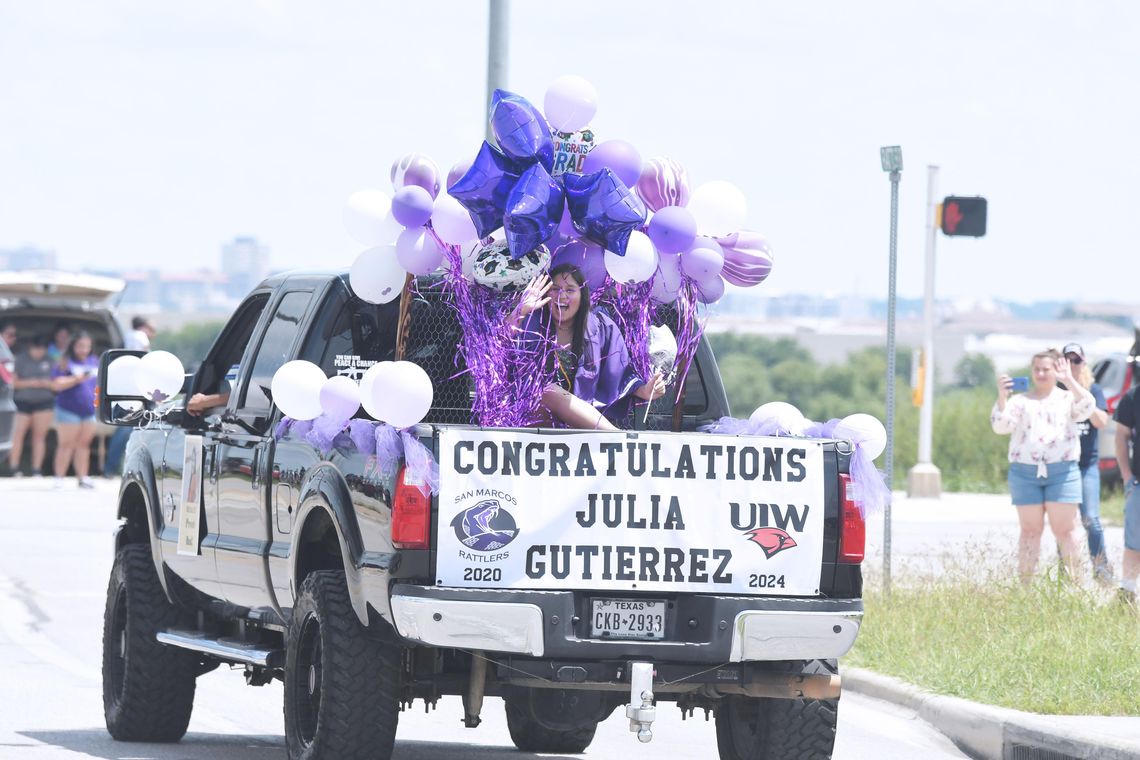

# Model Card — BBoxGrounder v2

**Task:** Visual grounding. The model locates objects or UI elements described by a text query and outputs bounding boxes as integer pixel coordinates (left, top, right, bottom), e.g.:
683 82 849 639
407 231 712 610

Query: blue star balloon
504 163 565 259
563 168 647 256
489 89 554 172
448 141 524 239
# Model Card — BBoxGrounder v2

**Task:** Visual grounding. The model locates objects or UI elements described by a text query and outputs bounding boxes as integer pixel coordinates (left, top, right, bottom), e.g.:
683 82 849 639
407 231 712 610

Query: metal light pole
907 165 943 498
485 0 509 142
879 146 902 594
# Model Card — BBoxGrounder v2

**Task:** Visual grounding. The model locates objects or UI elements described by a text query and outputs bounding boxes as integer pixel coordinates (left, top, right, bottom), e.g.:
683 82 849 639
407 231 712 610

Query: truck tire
714 660 839 760
102 544 198 741
504 700 598 754
284 571 400 760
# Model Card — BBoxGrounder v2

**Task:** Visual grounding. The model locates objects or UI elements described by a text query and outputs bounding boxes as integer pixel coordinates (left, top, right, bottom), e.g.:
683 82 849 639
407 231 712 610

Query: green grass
1101 486 1125 527
849 558 1140 715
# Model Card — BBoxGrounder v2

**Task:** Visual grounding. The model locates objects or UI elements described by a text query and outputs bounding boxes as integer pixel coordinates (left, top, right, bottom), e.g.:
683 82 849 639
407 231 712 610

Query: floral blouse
990 387 1095 476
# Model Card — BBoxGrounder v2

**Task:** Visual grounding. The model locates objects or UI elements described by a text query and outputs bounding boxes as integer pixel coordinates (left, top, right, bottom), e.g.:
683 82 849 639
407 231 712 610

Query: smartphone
1011 376 1030 392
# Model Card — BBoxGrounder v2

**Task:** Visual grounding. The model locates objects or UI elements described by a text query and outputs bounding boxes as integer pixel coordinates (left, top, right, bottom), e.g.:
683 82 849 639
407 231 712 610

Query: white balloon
650 252 683 303
749 401 808 435
361 360 433 429
544 74 599 132
135 351 185 402
107 355 141 395
350 244 408 304
319 375 361 419
271 360 326 420
834 413 887 460
688 180 748 237
395 229 445 275
604 231 659 284
431 193 478 245
343 189 394 246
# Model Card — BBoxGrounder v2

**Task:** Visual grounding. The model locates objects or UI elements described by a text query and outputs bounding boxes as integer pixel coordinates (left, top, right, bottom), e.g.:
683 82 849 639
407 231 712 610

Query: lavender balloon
650 251 683 303
396 229 444 275
696 275 725 304
447 159 473 191
448 141 524 238
563 168 647 257
390 185 434 228
680 240 724 281
636 157 691 212
647 206 697 254
716 230 774 287
391 152 441 199
551 239 607 290
489 89 554 171
504 163 564 259
582 139 642 190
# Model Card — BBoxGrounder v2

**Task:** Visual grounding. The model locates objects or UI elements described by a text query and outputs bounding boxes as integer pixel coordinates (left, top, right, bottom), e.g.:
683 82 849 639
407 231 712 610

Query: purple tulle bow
401 430 440 496
848 447 890 519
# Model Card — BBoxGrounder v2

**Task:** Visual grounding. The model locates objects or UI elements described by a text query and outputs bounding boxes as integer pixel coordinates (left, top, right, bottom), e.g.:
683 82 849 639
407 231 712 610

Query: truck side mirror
97 349 150 426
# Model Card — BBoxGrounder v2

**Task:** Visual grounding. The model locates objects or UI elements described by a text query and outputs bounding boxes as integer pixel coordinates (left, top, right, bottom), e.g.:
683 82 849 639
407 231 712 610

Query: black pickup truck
97 270 865 760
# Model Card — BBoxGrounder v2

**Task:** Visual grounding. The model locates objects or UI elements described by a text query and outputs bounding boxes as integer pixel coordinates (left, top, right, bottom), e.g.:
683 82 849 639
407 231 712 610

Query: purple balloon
563 169 647 256
390 185 434 228
489 89 554 170
447 159 472 191
647 206 698 254
448 141 524 238
680 240 724 281
551 239 607 290
582 139 642 189
696 275 725 304
504 163 565 259
716 230 774 287
637 157 691 213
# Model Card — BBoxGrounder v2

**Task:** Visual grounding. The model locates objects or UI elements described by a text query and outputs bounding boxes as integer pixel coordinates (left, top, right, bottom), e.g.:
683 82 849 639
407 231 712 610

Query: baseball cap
1062 343 1085 361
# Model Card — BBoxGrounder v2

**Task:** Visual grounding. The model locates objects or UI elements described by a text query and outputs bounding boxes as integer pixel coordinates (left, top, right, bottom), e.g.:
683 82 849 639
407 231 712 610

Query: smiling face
1031 356 1058 392
550 272 583 327
71 335 92 361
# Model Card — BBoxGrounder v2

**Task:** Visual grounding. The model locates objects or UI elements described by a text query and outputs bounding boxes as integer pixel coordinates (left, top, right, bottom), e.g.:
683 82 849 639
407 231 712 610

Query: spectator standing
124 315 155 351
8 335 55 477
46 323 71 363
1 322 15 349
1113 382 1140 606
1061 342 1113 583
991 348 1095 584
51 332 99 488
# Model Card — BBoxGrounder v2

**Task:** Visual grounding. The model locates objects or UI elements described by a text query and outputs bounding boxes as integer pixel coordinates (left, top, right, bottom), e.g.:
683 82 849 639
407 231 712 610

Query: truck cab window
301 288 399 382
193 292 270 402
240 291 313 424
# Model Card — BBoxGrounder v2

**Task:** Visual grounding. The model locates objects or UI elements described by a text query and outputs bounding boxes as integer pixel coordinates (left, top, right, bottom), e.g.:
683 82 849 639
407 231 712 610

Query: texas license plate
590 598 666 640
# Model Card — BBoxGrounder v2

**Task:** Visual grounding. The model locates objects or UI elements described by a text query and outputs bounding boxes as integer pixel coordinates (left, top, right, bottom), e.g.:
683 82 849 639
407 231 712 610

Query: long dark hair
546 263 590 359
64 330 93 366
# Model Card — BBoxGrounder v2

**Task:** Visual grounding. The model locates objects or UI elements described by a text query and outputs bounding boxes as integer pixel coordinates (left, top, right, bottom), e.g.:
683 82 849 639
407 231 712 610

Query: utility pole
879 146 902 594
907 165 942 498
485 0 509 143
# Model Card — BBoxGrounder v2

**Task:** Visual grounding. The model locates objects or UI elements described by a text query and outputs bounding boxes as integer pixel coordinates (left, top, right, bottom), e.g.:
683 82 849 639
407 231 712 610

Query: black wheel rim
107 586 127 706
294 613 323 745
729 698 759 757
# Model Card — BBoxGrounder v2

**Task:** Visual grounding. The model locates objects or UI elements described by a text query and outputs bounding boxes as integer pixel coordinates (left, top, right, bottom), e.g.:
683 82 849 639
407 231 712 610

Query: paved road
0 478 969 759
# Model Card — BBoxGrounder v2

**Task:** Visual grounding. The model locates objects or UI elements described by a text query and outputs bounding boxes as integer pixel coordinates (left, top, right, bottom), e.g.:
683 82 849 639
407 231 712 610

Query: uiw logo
730 502 809 559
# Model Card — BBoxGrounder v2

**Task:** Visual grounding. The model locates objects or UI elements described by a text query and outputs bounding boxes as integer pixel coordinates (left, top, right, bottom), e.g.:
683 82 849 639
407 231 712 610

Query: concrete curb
843 667 1140 760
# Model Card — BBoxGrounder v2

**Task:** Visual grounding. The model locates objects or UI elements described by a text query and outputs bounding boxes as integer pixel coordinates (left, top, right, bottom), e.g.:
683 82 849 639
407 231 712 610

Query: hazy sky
2 1 1137 303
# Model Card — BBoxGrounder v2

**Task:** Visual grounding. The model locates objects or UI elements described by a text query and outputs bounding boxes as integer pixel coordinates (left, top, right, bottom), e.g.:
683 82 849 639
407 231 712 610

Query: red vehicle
1093 327 1140 483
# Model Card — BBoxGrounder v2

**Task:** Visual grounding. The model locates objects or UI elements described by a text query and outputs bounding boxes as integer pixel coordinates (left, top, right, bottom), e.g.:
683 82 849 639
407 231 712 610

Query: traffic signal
940 196 987 237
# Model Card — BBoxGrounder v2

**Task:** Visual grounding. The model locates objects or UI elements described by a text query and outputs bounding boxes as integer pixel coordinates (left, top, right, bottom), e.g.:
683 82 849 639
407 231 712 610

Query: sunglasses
1065 354 1083 364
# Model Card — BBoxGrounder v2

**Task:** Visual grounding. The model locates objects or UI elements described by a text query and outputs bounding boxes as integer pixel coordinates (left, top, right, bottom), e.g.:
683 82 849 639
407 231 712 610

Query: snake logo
450 499 518 552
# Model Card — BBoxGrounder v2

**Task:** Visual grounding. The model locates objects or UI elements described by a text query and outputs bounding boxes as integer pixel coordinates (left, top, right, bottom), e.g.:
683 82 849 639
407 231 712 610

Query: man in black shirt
1113 383 1140 605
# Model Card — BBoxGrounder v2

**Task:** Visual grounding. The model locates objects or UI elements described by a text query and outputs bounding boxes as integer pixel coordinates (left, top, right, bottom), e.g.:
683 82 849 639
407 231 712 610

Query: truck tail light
837 474 865 564
392 466 431 549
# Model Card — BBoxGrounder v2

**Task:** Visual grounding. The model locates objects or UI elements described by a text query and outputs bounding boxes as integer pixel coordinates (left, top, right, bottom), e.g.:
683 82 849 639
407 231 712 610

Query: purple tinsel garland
599 280 654 380
670 278 706 394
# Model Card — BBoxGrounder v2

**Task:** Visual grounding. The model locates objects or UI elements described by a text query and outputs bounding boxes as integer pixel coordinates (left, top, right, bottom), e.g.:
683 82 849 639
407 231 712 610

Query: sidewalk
853 491 1139 760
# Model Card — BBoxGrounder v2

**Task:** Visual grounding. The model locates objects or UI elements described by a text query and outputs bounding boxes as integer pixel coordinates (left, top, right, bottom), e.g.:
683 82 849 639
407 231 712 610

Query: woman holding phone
991 348 1095 584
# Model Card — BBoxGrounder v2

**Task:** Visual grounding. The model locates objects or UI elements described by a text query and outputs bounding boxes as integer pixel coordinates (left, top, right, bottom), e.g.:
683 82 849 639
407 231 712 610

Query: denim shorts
1125 478 1140 552
1008 461 1081 506
55 407 95 425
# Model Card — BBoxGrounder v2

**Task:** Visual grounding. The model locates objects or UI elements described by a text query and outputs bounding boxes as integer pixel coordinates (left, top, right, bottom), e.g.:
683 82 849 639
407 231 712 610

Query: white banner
436 429 827 597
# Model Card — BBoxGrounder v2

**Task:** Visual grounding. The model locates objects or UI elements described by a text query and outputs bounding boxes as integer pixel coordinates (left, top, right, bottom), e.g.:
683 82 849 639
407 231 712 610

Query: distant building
221 236 269 299
117 269 233 314
0 245 57 271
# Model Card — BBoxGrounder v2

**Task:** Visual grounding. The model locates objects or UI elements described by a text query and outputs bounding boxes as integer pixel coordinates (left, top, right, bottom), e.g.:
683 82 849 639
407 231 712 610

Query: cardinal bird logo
744 527 797 559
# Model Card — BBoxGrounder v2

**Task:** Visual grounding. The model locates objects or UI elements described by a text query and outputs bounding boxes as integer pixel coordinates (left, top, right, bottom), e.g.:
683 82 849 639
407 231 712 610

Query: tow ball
625 662 656 743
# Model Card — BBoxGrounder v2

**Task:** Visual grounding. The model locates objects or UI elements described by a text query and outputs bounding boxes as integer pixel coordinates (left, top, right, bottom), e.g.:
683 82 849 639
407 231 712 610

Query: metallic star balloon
563 168 647 256
489 89 554 172
504 163 565 259
447 141 524 239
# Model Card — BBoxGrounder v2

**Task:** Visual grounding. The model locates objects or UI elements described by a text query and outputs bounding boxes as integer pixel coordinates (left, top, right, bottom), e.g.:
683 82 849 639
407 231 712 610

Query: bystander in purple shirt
52 356 99 418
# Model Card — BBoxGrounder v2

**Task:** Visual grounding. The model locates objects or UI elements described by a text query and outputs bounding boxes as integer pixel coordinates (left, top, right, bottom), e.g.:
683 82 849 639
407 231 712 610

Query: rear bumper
389 584 861 663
